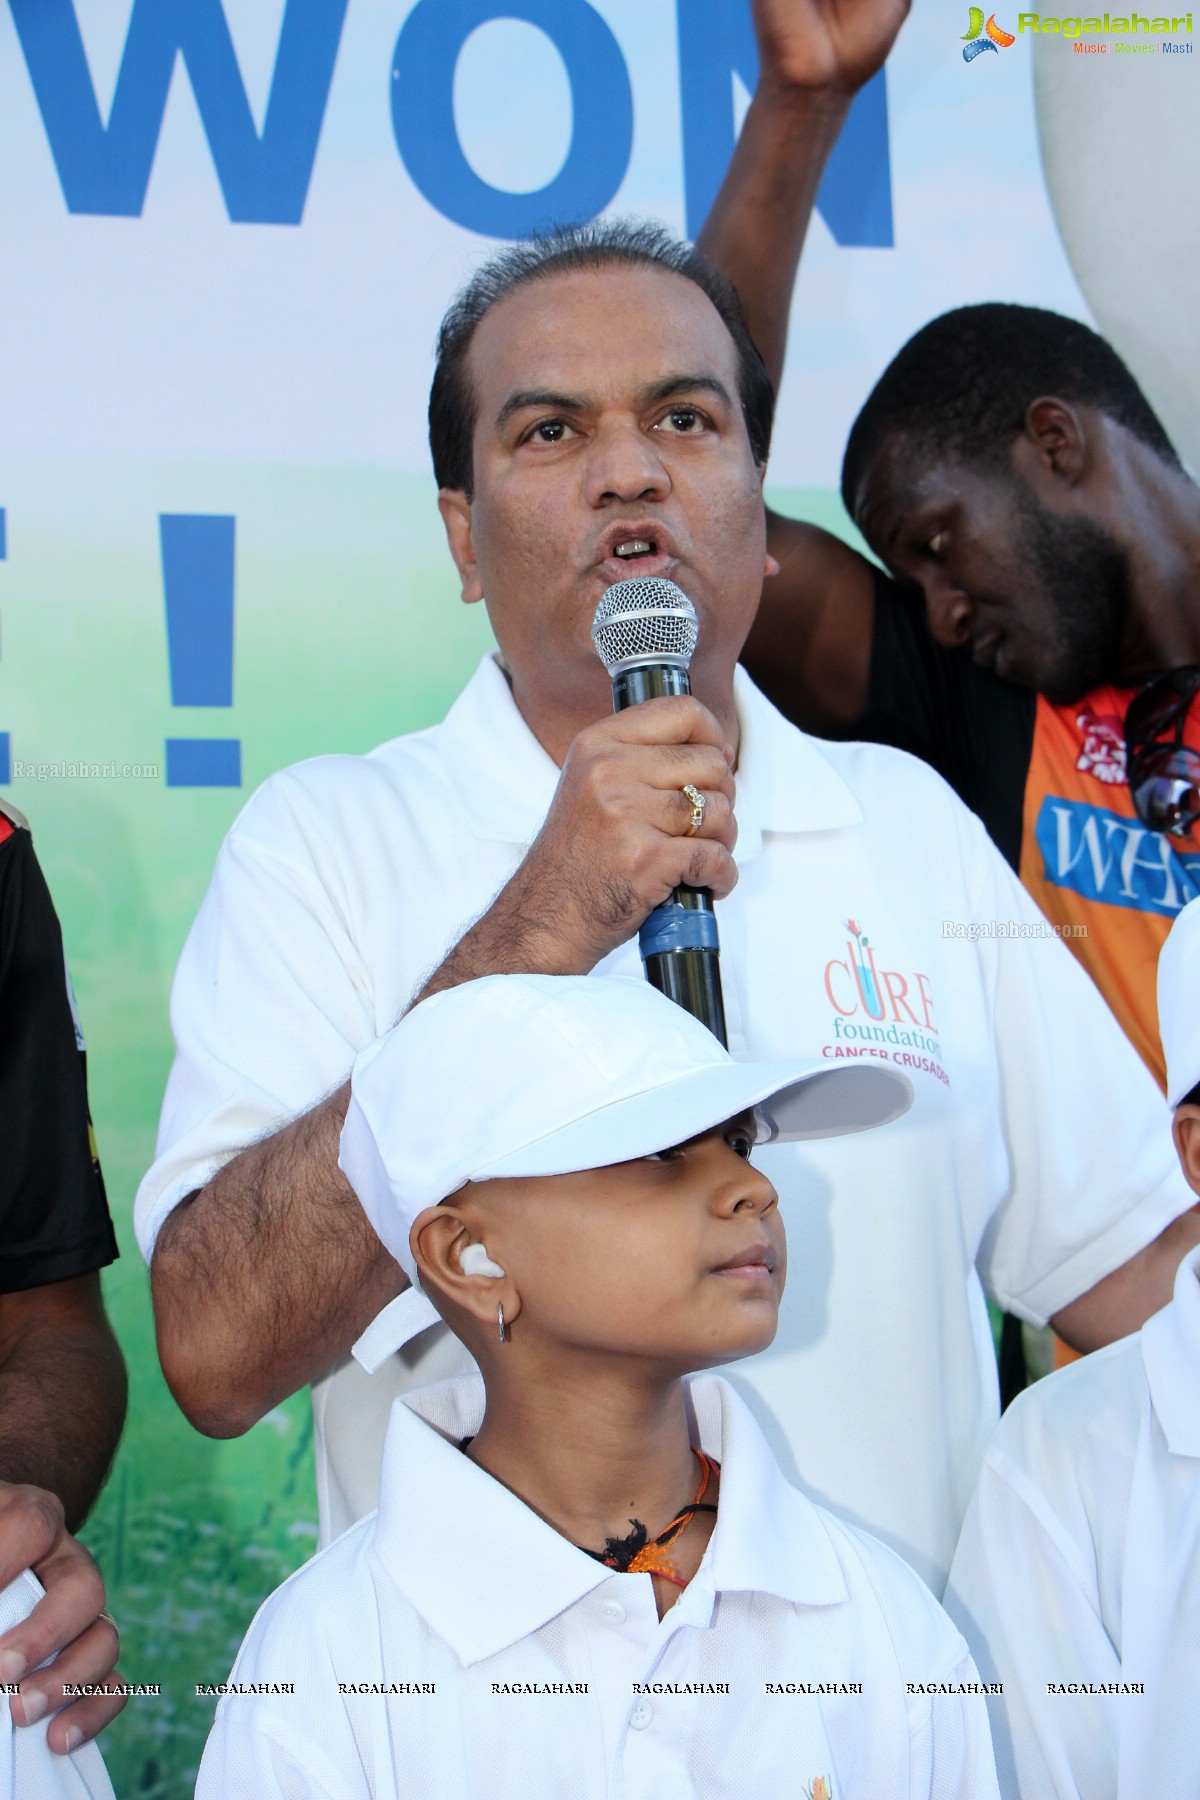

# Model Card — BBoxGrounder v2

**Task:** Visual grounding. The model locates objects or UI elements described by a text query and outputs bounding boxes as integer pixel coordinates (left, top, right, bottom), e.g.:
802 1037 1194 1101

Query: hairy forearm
416 883 597 1003
153 897 568 1436
697 77 852 391
0 1315 125 1532
1049 1208 1200 1353
152 1086 404 1437
153 882 589 1436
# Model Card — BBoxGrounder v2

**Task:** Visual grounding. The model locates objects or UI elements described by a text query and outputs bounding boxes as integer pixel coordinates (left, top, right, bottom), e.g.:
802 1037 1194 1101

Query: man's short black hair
841 302 1179 518
428 220 775 497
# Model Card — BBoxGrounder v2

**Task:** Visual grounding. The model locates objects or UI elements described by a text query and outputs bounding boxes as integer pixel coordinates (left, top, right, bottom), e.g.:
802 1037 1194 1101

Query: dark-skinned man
0 800 125 1789
699 9 1200 1097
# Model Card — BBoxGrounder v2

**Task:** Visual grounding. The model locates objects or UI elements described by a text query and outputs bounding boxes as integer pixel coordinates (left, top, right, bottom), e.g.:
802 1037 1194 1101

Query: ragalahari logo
962 8 1018 56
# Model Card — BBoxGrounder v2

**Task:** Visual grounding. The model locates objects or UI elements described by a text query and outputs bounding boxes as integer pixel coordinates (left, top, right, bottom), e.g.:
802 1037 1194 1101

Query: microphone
591 576 728 1046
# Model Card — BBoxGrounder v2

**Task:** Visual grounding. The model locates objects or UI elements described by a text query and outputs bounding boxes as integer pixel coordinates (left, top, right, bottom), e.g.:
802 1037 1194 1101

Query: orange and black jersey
0 807 117 1291
852 574 1199 1091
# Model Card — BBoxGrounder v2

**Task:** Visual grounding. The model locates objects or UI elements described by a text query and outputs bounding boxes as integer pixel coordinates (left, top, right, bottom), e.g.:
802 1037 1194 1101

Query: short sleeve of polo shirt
863 571 1036 871
196 1719 346 1800
958 808 1188 1324
134 770 380 1258
0 822 117 1293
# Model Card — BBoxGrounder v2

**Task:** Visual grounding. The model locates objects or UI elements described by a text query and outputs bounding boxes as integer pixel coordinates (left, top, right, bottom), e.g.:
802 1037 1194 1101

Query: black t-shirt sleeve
860 570 1037 871
0 826 118 1292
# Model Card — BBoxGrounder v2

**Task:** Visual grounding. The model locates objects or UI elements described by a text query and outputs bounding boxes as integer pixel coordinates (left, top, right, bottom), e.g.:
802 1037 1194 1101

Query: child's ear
411 1207 522 1333
1172 1106 1200 1196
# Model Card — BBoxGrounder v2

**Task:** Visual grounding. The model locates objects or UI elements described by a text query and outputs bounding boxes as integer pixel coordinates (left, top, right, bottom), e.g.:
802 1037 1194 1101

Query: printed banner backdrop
0 2 1193 1792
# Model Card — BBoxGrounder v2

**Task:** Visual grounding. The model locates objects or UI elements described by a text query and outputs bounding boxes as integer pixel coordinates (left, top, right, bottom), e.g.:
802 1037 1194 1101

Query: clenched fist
753 0 911 97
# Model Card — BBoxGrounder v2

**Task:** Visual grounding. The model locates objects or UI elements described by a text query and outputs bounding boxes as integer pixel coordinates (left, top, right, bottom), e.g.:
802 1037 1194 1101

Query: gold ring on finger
681 783 706 837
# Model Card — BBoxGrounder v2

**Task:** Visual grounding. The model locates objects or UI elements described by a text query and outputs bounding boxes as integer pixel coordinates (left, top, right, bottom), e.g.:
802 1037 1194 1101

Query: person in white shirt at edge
196 971 1001 1800
139 207 1200 1599
944 893 1200 1800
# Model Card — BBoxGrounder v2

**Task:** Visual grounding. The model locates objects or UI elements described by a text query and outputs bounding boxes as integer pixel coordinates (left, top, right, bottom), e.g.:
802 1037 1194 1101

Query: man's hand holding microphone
419 581 738 1014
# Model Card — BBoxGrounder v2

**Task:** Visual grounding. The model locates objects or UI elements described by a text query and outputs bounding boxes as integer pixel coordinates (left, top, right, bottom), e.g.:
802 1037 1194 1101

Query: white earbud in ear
459 1242 506 1279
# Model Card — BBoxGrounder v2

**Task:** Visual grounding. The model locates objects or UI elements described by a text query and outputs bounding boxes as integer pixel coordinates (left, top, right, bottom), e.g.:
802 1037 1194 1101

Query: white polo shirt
136 656 1191 1588
196 1373 1000 1800
0 1573 114 1800
944 1244 1200 1800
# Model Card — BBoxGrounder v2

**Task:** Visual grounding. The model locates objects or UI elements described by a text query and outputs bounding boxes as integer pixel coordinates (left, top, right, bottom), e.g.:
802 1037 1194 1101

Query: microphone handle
610 663 728 1047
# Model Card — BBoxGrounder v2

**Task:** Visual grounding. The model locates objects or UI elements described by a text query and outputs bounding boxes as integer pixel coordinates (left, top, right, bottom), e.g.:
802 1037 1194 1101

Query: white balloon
1034 37 1200 474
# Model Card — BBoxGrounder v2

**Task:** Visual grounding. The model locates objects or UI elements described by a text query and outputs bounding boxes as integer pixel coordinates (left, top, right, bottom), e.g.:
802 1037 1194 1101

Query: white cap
1159 896 1200 1105
340 974 912 1365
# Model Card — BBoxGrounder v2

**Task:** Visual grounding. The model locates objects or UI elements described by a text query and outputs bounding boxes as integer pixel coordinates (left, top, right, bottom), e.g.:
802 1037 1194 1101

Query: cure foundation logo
821 920 949 1087
962 8 1017 57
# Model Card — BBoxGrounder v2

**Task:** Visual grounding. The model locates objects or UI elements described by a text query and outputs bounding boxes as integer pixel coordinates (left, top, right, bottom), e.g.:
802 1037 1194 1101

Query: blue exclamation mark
0 508 9 785
161 514 241 787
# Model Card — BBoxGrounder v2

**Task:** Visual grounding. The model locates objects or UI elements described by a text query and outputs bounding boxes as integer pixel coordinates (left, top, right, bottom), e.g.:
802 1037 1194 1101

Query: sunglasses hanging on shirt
1124 666 1200 838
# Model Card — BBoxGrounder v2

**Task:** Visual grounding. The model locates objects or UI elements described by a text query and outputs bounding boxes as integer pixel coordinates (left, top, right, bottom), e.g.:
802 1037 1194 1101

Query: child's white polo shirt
945 1244 1200 1799
0 1572 114 1799
198 1374 1000 1799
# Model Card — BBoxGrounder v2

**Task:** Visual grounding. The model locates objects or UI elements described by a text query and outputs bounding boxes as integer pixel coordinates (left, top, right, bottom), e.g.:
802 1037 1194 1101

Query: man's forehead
857 436 976 543
466 263 741 415
853 439 917 546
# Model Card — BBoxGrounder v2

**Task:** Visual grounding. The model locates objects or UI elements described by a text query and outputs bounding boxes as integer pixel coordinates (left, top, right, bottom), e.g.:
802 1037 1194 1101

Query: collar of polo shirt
372 1372 850 1666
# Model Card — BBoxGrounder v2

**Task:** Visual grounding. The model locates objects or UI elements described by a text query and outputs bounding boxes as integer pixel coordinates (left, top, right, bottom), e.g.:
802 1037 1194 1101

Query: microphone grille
590 577 699 674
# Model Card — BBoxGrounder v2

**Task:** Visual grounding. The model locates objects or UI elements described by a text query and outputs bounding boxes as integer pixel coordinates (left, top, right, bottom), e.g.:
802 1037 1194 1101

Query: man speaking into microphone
139 218 1200 1595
